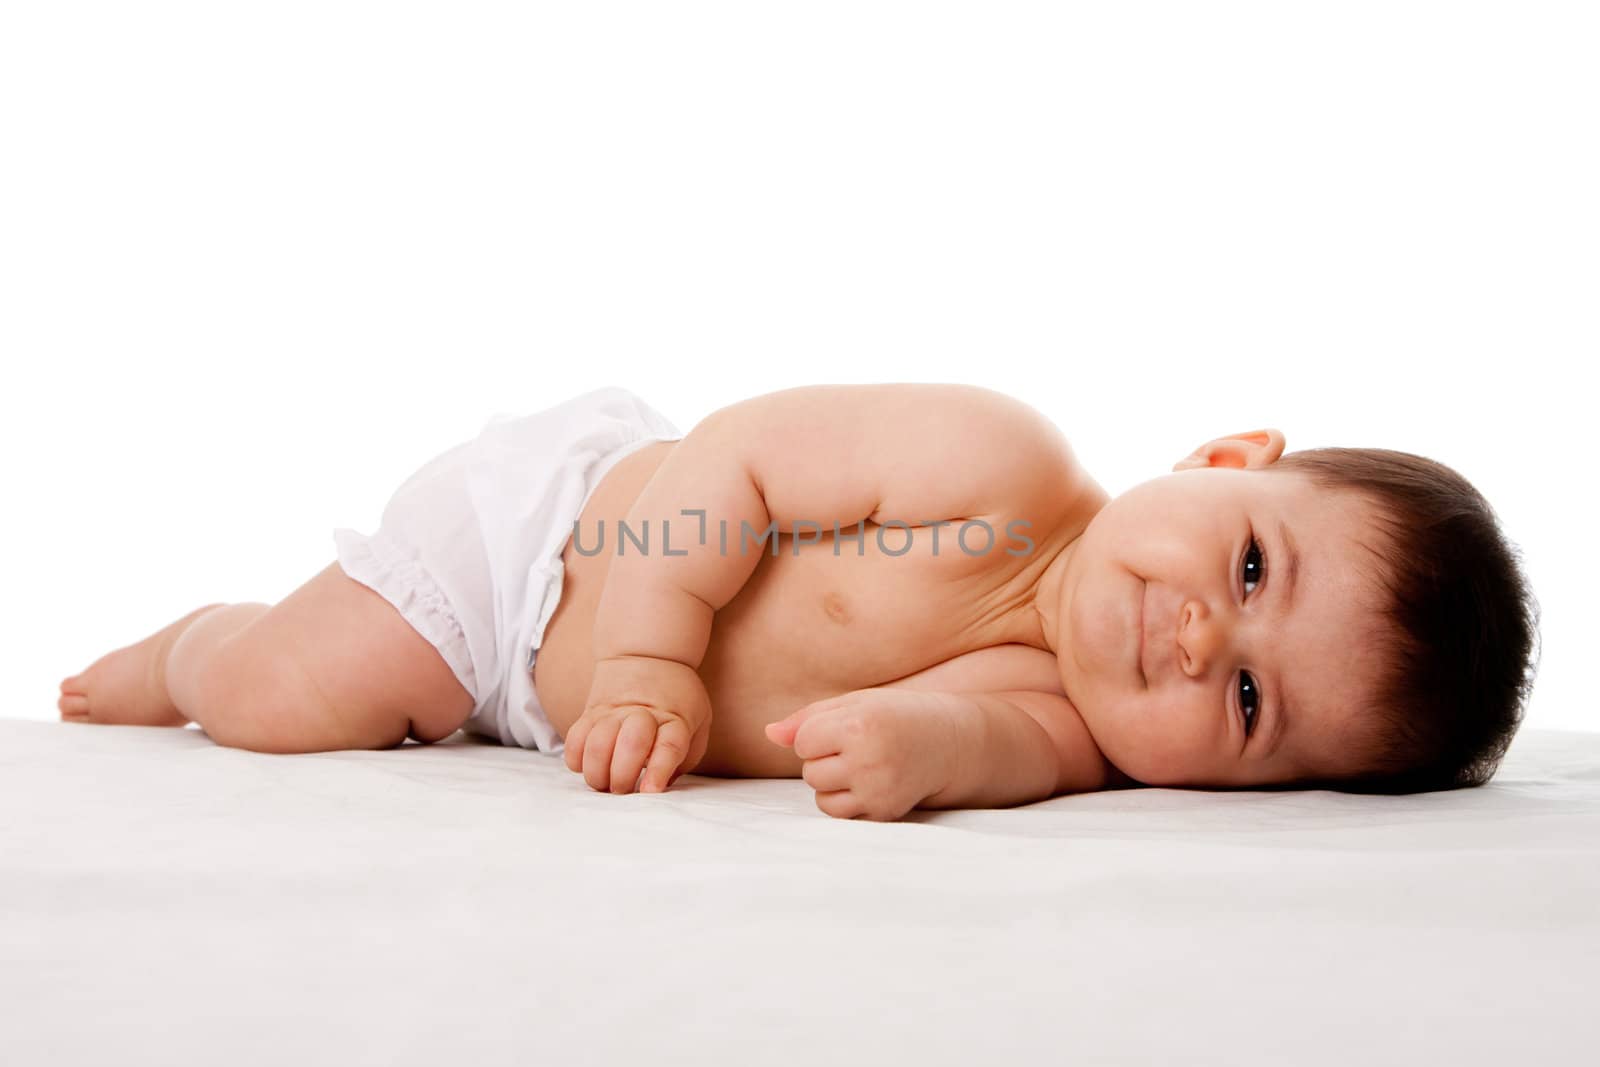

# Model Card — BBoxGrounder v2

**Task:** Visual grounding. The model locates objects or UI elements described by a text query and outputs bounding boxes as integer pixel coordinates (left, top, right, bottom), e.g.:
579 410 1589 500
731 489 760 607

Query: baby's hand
564 655 713 794
765 688 970 821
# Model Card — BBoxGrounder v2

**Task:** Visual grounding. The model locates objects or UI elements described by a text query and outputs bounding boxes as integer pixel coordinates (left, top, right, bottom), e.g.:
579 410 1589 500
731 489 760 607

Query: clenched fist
764 688 971 821
563 654 713 794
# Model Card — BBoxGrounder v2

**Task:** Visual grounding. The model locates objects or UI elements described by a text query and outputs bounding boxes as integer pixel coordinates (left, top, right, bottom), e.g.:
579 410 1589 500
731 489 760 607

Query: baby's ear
1172 429 1286 472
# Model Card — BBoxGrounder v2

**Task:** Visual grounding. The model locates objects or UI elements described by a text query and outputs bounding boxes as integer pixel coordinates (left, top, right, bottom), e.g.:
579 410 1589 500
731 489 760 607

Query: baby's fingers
563 713 595 774
640 717 692 794
608 709 659 794
578 713 627 791
799 753 852 794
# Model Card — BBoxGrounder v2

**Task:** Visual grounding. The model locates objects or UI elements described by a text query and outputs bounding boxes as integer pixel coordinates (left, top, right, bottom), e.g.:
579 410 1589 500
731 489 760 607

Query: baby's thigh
215 562 474 752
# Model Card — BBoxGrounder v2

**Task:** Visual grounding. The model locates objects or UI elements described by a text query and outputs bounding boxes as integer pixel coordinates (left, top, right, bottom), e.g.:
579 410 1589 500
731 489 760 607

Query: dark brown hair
1258 447 1541 794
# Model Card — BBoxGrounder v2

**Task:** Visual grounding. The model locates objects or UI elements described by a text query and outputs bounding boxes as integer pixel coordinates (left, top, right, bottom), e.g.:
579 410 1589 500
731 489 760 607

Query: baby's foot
58 604 225 727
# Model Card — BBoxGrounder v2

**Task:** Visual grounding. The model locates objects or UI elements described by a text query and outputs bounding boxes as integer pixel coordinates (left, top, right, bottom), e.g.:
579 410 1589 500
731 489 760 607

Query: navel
821 590 851 625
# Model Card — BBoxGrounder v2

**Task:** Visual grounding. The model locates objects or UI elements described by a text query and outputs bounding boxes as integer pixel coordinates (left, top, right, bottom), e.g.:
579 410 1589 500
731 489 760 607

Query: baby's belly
532 440 1066 778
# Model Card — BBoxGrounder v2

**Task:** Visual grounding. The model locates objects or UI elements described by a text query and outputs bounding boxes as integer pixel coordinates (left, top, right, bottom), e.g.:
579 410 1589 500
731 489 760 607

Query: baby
58 385 1540 821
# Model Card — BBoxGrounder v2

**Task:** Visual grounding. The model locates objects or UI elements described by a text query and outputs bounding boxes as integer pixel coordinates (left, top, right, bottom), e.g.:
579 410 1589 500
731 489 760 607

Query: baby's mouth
1136 580 1147 688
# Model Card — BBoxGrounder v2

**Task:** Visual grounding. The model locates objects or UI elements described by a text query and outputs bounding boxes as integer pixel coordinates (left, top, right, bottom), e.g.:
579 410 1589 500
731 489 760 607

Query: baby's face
1049 466 1391 789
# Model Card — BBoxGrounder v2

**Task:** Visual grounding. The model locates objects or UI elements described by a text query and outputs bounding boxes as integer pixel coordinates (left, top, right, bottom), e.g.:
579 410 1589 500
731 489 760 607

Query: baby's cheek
1095 707 1213 787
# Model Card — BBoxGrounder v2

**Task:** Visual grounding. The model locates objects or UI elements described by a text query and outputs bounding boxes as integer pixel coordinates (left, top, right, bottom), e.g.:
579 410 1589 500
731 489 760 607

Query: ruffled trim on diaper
331 527 479 703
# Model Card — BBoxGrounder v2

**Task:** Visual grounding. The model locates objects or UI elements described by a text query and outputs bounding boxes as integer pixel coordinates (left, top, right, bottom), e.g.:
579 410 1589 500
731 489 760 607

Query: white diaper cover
331 387 683 755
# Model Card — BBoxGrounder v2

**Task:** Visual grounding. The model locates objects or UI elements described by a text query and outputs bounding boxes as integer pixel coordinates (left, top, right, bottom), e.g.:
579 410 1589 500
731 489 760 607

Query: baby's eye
1242 537 1265 596
1239 671 1260 736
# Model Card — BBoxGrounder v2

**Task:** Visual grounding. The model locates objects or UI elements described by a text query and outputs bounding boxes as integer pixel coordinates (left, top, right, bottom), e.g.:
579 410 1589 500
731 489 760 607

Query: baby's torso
533 439 1093 777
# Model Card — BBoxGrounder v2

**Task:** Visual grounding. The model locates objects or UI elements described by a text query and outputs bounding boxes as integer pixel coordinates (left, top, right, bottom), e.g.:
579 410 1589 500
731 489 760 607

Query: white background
3 1 1592 730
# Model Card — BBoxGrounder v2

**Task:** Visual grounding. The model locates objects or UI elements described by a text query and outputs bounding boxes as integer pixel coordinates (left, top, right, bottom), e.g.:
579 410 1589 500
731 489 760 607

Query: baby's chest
702 521 1037 692
686 526 1059 777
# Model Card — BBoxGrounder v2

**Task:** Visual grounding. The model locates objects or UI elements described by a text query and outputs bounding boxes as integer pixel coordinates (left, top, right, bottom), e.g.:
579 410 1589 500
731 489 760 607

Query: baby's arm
590 383 1076 666
922 690 1127 809
767 686 1129 819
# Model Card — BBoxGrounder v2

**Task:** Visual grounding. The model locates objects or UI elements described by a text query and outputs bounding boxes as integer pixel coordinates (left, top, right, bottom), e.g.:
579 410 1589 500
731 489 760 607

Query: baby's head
1053 428 1540 794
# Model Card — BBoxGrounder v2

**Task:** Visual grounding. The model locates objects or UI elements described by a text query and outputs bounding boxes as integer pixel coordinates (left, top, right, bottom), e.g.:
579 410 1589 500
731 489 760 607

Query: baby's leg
59 562 474 753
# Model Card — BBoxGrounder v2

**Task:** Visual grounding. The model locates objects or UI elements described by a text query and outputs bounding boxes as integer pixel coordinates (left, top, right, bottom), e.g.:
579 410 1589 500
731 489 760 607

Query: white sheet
3 718 1596 1065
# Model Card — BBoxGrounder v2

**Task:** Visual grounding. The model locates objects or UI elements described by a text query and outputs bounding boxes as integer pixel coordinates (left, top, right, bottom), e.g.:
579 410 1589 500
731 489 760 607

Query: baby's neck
1022 530 1081 656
